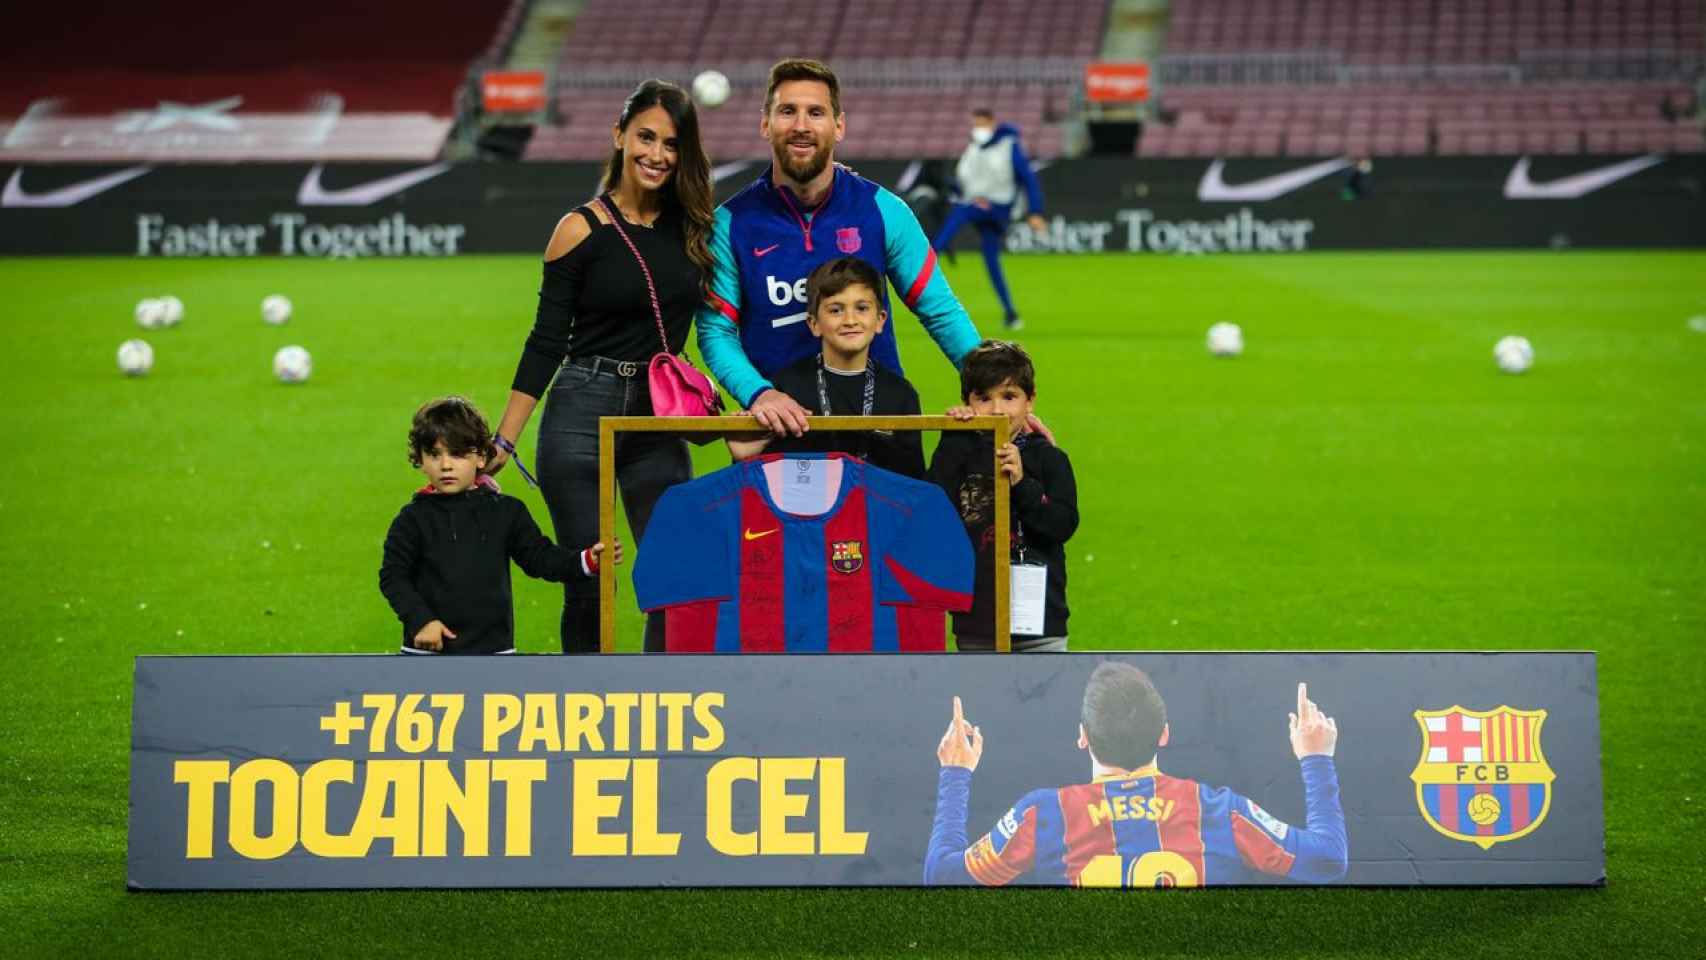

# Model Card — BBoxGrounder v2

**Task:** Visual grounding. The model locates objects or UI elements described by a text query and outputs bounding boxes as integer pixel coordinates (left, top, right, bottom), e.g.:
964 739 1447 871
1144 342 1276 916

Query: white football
692 69 731 109
261 294 293 326
134 298 166 329
1494 335 1534 374
273 345 312 384
1206 322 1244 357
1686 315 1706 333
118 339 154 376
158 295 184 327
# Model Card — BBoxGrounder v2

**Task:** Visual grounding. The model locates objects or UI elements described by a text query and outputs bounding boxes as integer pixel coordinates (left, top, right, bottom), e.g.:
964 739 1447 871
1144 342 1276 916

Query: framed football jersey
634 453 973 652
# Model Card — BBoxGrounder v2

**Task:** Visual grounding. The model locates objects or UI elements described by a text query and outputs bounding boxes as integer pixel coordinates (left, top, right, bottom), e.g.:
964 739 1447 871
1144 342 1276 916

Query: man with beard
697 58 982 437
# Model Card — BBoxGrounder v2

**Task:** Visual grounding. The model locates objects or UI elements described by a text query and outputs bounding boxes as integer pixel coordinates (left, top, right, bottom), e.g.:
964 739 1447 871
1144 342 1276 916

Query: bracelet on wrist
489 434 538 488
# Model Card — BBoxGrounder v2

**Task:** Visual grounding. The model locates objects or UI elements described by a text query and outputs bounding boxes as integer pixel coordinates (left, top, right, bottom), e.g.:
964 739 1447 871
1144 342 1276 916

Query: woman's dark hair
408 396 494 468
959 339 1037 400
1081 662 1169 770
601 79 715 297
805 256 884 317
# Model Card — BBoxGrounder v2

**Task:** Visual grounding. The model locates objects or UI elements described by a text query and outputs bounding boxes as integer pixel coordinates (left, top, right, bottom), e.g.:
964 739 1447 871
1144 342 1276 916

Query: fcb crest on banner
1411 706 1554 850
831 540 864 574
836 227 862 254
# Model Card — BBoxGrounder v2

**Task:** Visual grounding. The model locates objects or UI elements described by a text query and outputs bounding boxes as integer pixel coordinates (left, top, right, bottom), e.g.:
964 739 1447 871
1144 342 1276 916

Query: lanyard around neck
815 354 876 418
816 355 878 461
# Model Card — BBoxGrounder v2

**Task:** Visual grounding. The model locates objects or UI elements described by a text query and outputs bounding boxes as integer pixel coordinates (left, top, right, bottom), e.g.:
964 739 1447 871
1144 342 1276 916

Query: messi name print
634 454 973 652
924 758 1348 887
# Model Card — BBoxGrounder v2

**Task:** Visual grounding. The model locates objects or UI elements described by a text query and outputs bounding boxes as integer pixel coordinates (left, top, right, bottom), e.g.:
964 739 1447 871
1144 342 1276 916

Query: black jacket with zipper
927 431 1078 644
379 484 588 654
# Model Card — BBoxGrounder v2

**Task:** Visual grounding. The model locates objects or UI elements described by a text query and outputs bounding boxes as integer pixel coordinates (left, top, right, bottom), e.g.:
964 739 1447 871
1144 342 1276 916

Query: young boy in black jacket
380 396 618 654
929 341 1077 651
728 257 926 478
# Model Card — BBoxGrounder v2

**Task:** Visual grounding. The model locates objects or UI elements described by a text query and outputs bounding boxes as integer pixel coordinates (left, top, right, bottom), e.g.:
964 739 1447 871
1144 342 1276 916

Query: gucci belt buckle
614 359 640 377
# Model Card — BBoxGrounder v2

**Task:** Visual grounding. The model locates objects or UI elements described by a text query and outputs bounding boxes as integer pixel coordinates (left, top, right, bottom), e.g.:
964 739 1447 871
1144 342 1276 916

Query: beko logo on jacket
764 275 810 328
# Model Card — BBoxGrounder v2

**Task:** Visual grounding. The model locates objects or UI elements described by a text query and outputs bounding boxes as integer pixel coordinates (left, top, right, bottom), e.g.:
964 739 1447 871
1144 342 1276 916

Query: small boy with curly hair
379 396 618 654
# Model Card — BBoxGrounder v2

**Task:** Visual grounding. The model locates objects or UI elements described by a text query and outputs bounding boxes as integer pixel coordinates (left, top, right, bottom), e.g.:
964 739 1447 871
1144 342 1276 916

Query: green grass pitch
2 251 1703 958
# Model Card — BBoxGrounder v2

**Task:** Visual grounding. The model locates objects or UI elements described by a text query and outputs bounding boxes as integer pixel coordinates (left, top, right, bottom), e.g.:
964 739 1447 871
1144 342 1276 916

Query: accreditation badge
1009 562 1048 637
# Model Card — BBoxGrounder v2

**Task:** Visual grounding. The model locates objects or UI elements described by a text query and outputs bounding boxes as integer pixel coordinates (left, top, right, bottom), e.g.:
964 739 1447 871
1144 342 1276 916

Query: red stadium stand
529 0 1101 161
1150 0 1705 156
0 1 510 161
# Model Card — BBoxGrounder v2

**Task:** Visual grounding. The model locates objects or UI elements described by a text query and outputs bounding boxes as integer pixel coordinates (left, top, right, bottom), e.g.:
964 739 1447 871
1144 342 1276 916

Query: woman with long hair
489 79 715 653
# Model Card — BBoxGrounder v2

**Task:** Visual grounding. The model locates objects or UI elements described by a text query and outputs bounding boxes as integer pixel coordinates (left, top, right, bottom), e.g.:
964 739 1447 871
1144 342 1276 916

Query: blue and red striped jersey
633 454 973 652
924 757 1348 886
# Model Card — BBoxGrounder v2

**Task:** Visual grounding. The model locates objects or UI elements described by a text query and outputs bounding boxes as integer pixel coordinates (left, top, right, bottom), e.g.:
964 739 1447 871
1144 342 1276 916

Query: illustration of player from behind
923 662 1348 886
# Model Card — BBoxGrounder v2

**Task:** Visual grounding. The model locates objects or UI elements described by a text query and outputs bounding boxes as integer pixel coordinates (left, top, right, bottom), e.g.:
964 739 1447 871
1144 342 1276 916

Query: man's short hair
960 339 1037 400
806 256 883 317
1081 662 1168 770
766 58 842 116
408 396 494 468
971 107 994 121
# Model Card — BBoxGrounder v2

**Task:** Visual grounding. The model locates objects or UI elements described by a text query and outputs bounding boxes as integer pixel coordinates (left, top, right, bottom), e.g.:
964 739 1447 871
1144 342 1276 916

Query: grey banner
128 653 1603 889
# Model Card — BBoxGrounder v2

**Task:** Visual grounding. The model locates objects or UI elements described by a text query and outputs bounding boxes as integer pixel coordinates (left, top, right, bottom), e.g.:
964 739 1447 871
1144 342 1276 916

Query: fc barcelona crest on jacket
831 540 864 574
1411 706 1554 850
836 226 862 254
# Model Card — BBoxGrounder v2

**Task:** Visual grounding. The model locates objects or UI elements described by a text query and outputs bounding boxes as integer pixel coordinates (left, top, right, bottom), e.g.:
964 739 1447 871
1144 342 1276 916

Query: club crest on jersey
836 226 862 254
830 540 864 574
1411 706 1554 850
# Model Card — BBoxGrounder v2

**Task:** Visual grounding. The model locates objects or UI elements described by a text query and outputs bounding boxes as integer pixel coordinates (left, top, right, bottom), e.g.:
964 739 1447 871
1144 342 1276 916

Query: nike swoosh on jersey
771 311 807 328
1197 157 1352 202
2 165 151 208
753 243 780 257
743 527 779 540
1503 155 1663 199
297 162 451 206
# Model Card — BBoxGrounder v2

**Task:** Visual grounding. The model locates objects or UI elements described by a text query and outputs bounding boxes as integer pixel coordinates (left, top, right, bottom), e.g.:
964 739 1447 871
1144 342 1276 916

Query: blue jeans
536 358 691 653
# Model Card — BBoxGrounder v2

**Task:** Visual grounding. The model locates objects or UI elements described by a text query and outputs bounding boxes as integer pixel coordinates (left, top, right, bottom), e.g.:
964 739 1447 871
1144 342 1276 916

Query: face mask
970 126 994 145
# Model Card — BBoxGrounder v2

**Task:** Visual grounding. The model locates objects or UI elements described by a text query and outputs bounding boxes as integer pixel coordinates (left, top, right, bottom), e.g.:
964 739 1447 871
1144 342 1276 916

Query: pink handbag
596 196 724 418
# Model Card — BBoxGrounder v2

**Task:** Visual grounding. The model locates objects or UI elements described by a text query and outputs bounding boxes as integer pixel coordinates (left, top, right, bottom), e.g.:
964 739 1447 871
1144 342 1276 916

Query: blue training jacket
697 165 981 408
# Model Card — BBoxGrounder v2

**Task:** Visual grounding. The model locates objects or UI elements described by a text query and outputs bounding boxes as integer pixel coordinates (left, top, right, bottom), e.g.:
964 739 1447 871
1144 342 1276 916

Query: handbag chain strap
594 195 670 355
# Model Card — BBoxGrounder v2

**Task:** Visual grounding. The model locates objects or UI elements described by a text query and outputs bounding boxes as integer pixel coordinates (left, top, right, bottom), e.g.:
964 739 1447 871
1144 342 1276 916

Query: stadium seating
1150 0 1705 156
529 0 1101 161
1142 83 1702 156
0 1 509 161
1166 0 1701 60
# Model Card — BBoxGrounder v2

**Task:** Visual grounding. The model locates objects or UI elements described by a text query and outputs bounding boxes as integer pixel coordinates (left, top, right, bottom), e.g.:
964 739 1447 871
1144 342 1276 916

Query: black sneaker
1003 313 1024 331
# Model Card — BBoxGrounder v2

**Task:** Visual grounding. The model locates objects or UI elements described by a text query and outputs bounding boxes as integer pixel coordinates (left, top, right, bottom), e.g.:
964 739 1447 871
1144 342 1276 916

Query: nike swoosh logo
1503 155 1663 199
1197 157 1351 202
712 161 753 184
2 165 151 208
297 162 450 206
771 311 806 329
753 243 780 257
743 528 779 541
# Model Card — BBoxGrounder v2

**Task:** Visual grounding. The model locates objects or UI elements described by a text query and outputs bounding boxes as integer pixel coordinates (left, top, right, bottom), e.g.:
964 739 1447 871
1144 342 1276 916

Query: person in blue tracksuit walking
934 108 1048 331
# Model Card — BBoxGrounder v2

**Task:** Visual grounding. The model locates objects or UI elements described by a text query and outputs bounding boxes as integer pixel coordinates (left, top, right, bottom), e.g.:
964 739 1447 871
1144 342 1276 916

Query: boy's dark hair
806 256 884 318
766 58 842 116
408 396 495 468
1081 662 1168 770
960 339 1036 400
971 107 994 121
